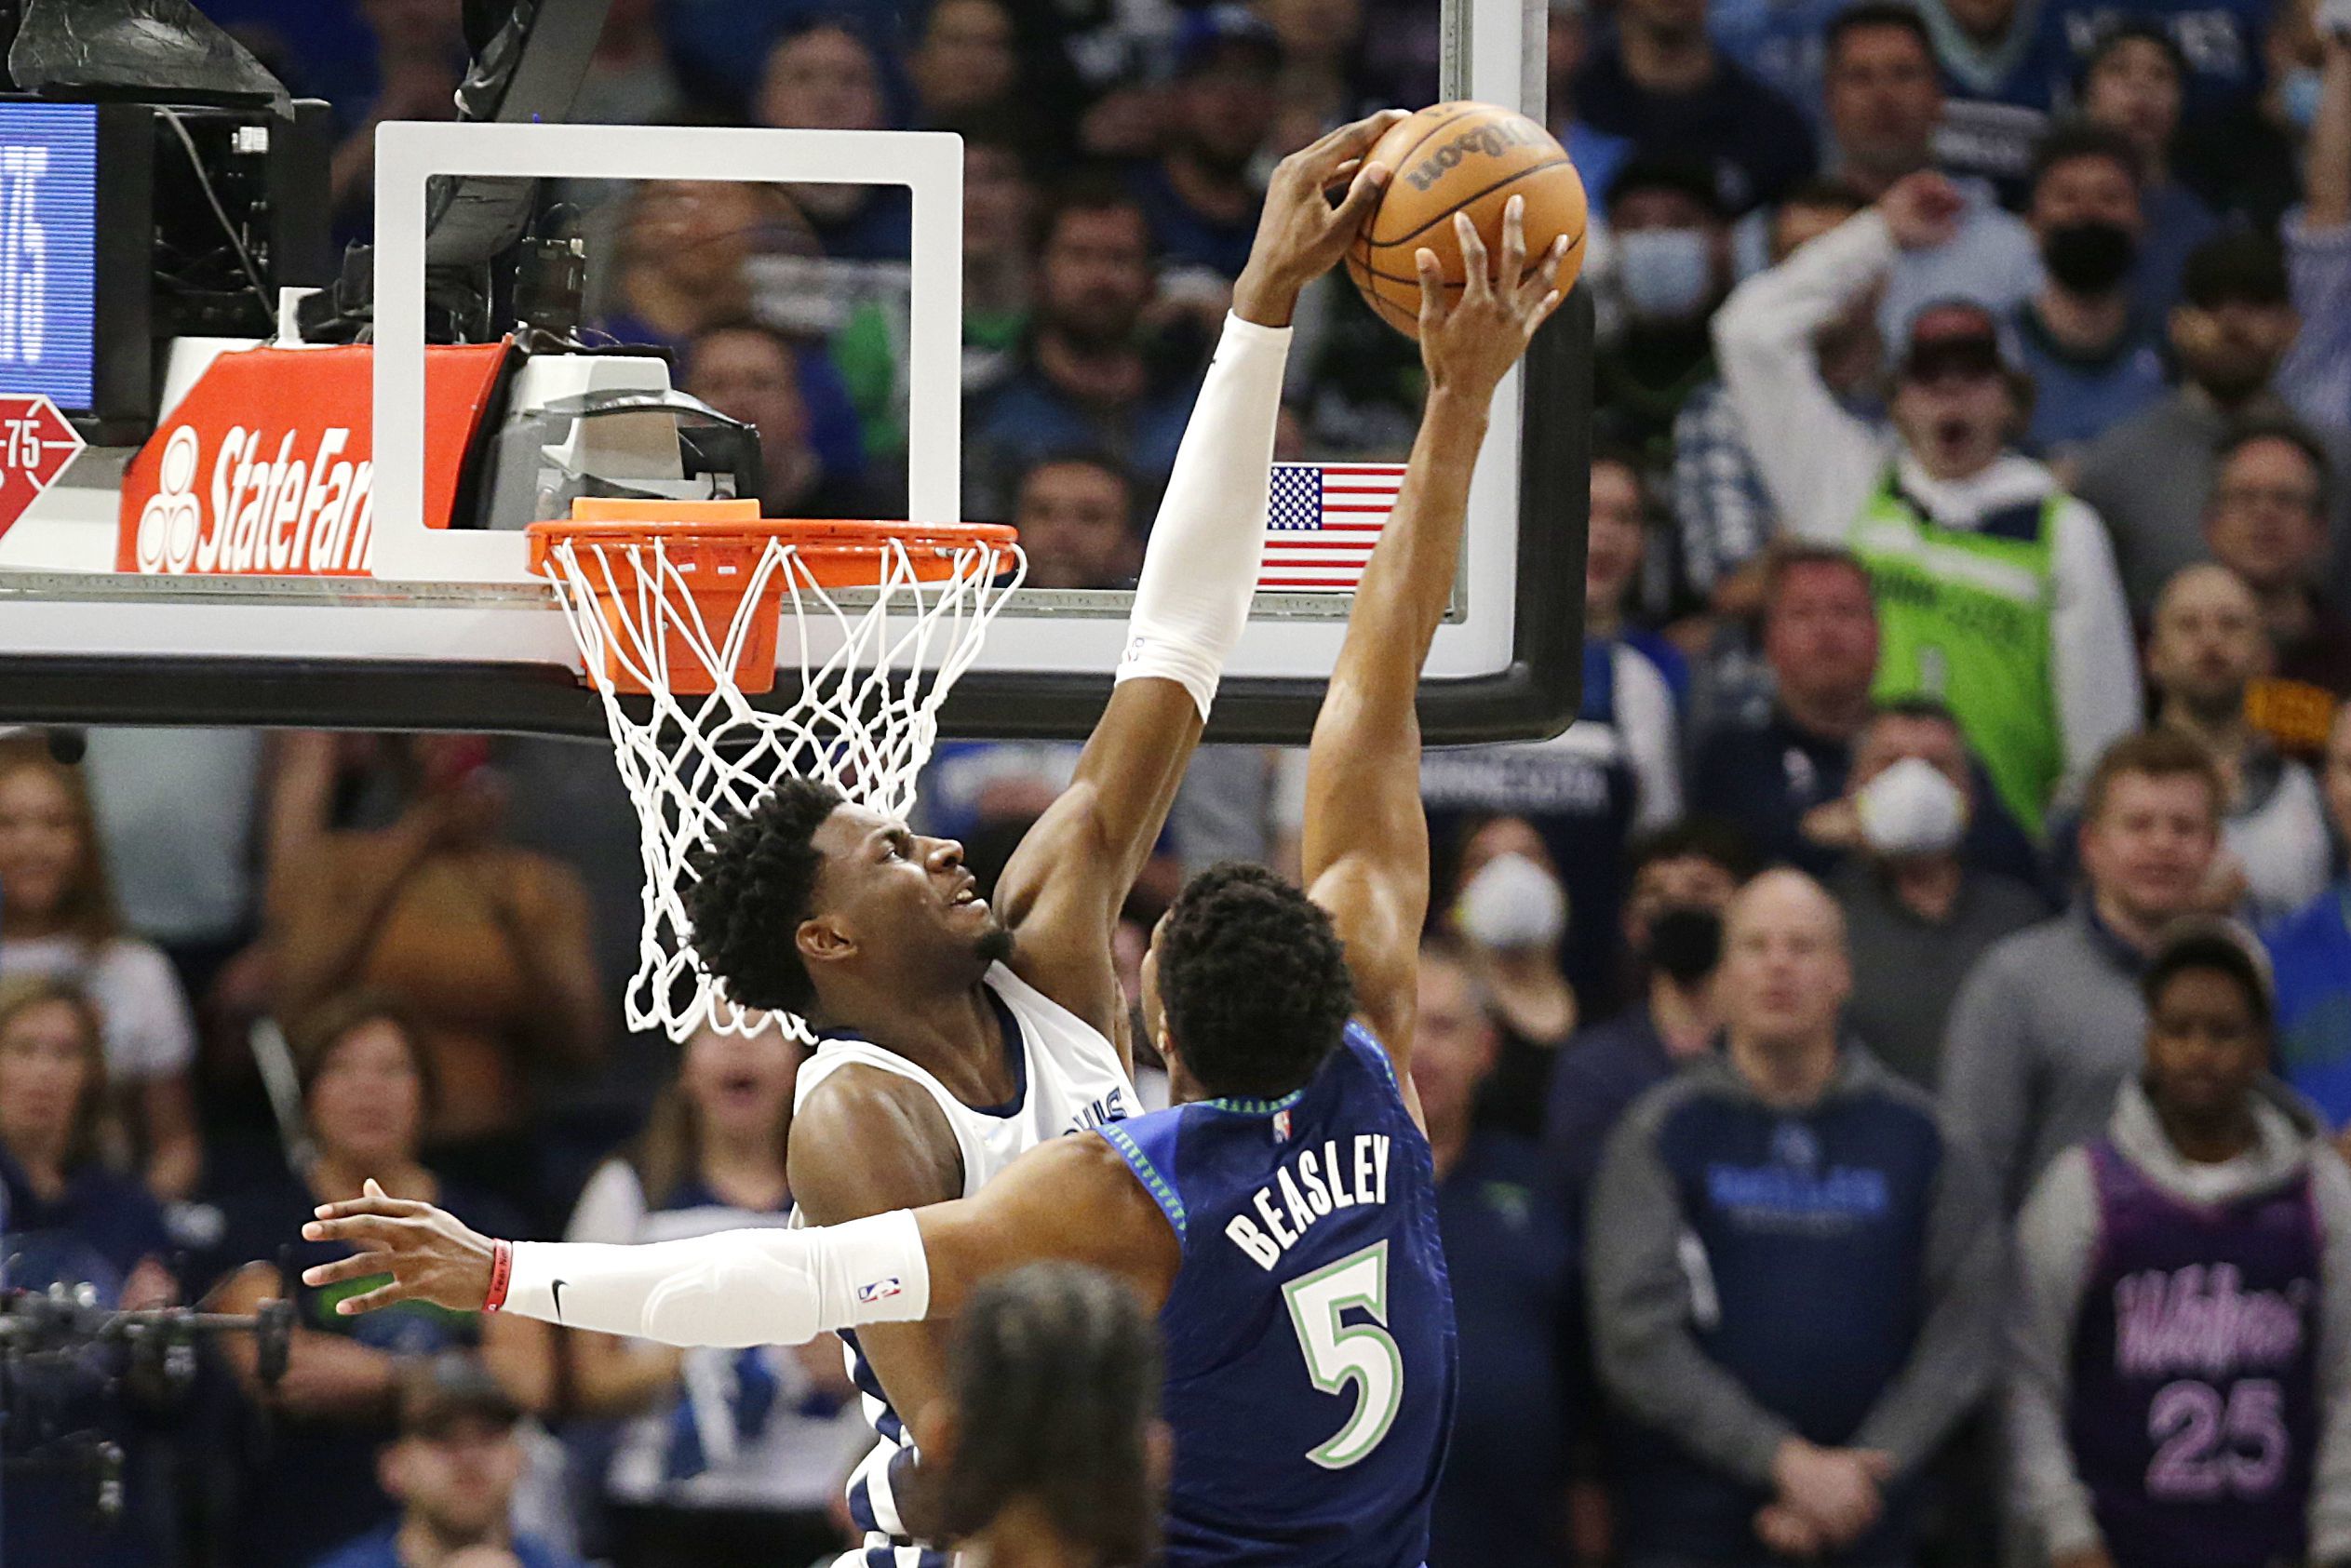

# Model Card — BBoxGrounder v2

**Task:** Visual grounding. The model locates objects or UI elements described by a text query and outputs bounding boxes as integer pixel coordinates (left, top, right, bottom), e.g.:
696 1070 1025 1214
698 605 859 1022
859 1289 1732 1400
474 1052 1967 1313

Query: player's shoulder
787 1056 963 1219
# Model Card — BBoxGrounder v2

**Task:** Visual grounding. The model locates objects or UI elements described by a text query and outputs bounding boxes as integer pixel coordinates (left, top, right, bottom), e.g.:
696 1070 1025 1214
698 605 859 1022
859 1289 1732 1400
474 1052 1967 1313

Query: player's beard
973 920 1016 966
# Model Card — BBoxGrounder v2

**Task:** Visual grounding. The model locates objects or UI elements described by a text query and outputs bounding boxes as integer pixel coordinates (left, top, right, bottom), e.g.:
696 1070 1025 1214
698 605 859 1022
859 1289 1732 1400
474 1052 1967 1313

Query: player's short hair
935 1262 1162 1565
2080 729 2224 829
686 777 848 1016
2142 919 2274 1034
1157 862 1356 1099
1825 3 1934 68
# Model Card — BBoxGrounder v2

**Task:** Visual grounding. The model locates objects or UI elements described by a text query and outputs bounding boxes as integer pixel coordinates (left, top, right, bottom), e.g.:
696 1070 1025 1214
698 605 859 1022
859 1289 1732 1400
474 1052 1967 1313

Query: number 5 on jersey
1283 1240 1404 1468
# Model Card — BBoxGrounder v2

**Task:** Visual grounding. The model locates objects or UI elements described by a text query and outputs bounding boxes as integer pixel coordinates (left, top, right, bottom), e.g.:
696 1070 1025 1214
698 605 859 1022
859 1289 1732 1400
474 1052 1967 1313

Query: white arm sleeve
1115 312 1292 721
500 1210 931 1347
2048 496 2142 803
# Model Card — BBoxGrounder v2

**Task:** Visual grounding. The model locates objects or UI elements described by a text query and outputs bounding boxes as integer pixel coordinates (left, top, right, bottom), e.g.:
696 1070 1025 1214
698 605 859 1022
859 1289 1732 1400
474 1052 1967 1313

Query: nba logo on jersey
857 1276 904 1304
1272 1108 1293 1143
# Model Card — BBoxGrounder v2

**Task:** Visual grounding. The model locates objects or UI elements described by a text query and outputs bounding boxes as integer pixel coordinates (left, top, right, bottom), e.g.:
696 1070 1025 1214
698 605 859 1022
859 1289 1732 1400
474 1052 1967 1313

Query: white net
537 528 1023 1042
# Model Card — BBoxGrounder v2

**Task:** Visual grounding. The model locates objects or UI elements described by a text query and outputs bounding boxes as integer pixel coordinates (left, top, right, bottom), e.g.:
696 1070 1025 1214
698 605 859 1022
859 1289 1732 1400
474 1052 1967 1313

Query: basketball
1345 102 1588 339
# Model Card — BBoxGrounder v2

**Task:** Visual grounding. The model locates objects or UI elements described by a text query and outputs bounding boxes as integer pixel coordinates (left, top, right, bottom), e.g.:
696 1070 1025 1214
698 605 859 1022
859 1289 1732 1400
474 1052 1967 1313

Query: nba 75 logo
857 1276 905 1305
1403 117 1547 193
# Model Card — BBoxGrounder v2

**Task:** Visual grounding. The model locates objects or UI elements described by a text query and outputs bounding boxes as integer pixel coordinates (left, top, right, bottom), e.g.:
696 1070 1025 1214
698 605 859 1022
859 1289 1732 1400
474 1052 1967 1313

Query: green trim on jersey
1850 469 2064 834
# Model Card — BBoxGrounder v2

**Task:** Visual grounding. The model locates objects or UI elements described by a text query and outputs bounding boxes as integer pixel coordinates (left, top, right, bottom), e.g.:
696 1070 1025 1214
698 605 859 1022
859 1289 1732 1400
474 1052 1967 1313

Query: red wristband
483 1239 513 1312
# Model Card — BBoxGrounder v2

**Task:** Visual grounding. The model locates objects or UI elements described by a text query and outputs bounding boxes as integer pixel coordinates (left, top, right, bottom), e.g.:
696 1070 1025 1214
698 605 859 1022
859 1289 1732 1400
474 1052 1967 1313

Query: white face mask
1616 227 1714 322
1455 851 1568 951
1856 756 1968 857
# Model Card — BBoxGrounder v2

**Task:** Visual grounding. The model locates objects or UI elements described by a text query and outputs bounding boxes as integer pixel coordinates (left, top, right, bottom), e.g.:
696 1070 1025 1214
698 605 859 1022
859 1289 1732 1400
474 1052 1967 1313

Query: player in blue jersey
296 200 1569 1568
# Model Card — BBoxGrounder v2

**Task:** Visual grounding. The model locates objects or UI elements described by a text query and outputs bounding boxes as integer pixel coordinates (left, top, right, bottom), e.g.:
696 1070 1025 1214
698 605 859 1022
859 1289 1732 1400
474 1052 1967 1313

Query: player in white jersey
671 111 1409 1567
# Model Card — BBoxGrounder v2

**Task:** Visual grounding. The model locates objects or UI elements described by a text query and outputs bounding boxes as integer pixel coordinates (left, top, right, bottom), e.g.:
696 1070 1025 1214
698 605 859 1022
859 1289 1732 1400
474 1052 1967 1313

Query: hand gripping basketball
1413 194 1569 398
1231 108 1413 326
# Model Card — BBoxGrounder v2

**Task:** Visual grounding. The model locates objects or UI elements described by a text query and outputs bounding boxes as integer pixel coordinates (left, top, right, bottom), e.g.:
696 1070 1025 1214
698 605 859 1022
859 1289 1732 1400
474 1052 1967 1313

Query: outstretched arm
296 1134 1177 1343
989 114 1407 1049
1301 199 1567 1102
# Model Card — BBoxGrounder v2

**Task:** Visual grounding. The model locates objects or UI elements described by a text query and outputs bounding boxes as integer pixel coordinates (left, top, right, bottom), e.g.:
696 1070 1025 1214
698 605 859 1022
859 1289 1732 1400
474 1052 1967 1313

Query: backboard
0 0 1585 745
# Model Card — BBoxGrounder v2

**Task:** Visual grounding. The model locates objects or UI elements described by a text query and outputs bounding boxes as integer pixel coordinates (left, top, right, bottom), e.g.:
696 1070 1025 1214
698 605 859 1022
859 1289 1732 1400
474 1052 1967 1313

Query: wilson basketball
1346 102 1587 339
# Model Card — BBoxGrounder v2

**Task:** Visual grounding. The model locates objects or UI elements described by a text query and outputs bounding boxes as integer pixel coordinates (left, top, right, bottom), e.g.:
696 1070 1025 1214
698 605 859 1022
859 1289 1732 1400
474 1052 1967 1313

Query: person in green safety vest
1713 168 2142 835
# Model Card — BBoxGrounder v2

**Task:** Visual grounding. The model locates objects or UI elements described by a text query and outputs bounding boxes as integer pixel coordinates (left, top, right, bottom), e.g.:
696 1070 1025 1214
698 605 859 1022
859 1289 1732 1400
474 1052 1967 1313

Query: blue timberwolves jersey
1098 1024 1457 1568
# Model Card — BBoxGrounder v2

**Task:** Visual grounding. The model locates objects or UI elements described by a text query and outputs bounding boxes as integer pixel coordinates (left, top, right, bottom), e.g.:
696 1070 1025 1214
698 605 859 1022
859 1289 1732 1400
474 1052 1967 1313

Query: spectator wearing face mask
2077 22 2223 320
2148 564 2334 924
1714 171 2141 835
1541 821 1752 1204
2076 231 2351 622
1806 700 2049 1088
1942 730 2228 1212
2265 703 2351 1126
1446 817 1580 1136
1597 159 1739 467
2009 121 2170 461
2008 922 2351 1568
1588 869 2000 1568
2172 0 2336 230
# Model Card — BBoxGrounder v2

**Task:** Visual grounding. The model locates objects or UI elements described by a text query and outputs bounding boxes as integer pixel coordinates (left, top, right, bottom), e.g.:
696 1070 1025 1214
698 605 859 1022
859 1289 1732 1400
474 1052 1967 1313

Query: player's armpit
990 677 1203 1045
918 1132 1184 1320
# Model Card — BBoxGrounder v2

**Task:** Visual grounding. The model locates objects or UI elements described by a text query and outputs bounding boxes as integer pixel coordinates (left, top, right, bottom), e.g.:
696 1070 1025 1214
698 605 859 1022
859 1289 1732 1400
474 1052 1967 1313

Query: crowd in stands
7 0 2351 1562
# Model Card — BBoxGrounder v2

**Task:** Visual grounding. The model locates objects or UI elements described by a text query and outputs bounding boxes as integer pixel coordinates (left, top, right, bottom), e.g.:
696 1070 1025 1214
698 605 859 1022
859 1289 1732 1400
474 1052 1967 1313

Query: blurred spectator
2075 231 2351 619
752 20 912 261
1595 159 1737 467
204 994 556 1568
1414 939 1582 1568
837 122 1035 469
1262 0 1381 158
1541 821 1750 1201
1410 457 1682 1009
2008 923 2351 1568
1818 6 2042 335
1010 452 1143 589
2171 0 2327 227
1126 7 1280 288
1570 0 1816 213
1714 173 2140 833
1586 444 1693 704
1548 0 1637 207
682 321 867 518
1673 181 1877 632
964 176 1202 519
2078 22 2223 320
571 0 685 127
1915 0 2074 196
2266 703 2351 1124
1444 818 1580 1134
2205 422 2351 697
600 181 805 352
907 0 1022 131
2283 24 2351 434
2011 121 2169 461
82 727 265 1000
0 741 202 1198
1812 699 2048 1087
324 0 464 235
1942 730 2226 1212
0 975 177 1568
1686 544 1880 875
268 734 602 1221
313 1355 588 1568
2148 564 2332 922
564 1019 865 1568
1588 869 1999 1567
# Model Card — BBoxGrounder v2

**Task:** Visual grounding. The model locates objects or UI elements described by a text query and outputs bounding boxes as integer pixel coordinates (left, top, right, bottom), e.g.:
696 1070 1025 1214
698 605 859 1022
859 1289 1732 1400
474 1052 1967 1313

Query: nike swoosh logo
550 1279 568 1322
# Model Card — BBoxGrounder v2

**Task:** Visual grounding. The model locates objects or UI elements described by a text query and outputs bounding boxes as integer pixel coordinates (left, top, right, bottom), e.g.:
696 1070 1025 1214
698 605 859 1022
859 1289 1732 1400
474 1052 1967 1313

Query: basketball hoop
528 498 1022 1042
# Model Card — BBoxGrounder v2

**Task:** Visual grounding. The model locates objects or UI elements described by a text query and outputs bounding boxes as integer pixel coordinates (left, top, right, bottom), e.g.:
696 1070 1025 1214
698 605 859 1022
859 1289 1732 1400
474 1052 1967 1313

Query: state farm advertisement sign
118 342 509 576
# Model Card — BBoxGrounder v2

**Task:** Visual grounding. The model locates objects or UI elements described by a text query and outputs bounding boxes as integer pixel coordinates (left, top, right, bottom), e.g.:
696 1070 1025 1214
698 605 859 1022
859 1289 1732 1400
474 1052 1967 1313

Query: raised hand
1232 107 1412 327
1879 171 1965 252
1414 194 1570 400
300 1178 500 1315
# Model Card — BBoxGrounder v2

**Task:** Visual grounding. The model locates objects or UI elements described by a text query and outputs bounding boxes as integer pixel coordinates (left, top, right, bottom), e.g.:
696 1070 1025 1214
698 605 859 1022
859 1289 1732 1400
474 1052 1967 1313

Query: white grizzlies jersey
793 960 1135 1568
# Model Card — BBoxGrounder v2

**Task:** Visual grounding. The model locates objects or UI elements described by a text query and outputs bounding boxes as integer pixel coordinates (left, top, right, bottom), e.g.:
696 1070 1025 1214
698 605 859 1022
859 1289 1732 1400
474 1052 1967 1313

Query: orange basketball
1345 102 1588 340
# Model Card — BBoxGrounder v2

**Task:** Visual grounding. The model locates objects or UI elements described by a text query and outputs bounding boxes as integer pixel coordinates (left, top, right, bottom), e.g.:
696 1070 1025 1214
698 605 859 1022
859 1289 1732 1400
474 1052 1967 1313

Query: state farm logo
1402 118 1546 193
132 422 376 575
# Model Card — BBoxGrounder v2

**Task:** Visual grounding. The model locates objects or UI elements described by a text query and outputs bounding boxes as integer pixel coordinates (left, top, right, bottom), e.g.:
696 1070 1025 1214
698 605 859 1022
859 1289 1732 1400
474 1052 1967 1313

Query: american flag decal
1260 462 1405 592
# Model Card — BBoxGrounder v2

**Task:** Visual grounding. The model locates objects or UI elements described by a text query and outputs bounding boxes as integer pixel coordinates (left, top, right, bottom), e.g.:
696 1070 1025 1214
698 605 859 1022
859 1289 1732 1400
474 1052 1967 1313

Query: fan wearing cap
2008 921 2351 1568
312 1354 587 1568
1124 7 1284 291
1714 170 2139 836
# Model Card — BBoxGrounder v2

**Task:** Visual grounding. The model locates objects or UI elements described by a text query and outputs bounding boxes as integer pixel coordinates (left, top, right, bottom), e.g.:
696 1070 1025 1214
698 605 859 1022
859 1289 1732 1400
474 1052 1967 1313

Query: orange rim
526 507 1019 589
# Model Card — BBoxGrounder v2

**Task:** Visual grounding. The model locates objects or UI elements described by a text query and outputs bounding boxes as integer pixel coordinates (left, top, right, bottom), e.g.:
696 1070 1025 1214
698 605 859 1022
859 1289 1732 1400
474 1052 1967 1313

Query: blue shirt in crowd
2013 302 2170 460
311 1521 585 1568
2266 881 2351 1128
